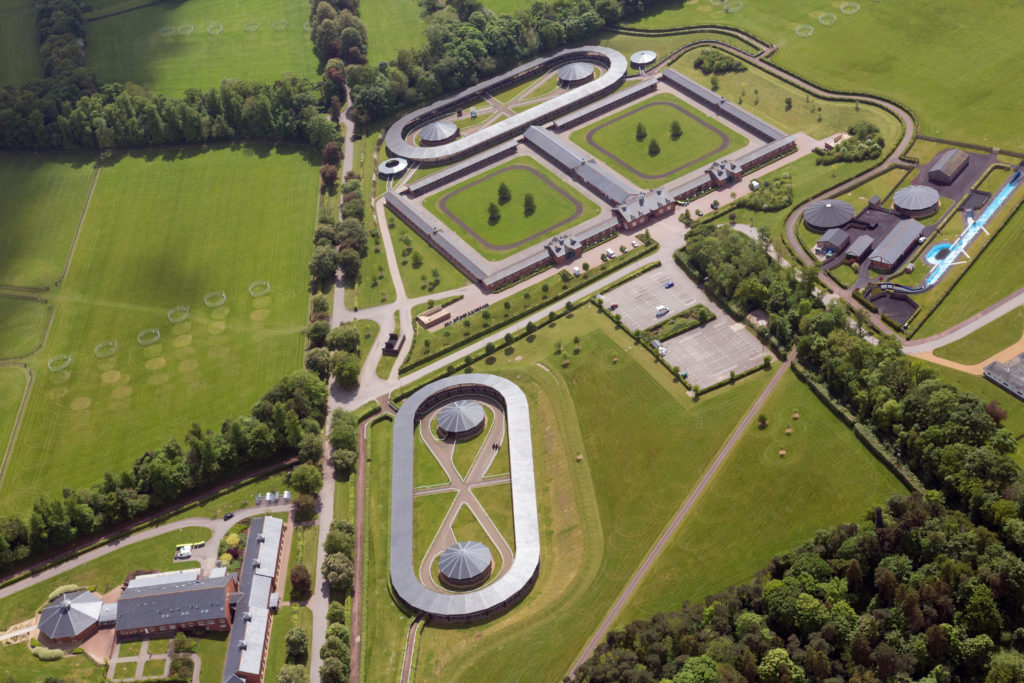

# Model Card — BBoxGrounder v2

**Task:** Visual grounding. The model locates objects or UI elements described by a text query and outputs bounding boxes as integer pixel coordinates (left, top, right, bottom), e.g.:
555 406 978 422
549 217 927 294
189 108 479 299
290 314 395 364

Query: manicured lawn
119 640 142 657
449 502 502 578
473 482 514 552
346 134 397 309
114 661 136 679
0 145 317 516
285 524 319 601
0 644 102 681
484 431 510 477
413 491 456 571
0 6 43 87
422 156 602 261
835 168 908 212
375 354 397 380
0 152 98 289
933 308 1024 365
164 472 289 523
147 637 170 654
194 631 228 683
827 264 857 289
0 526 209 626
264 604 312 680
362 0 423 63
0 367 27 463
0 297 50 359
619 370 907 623
450 405 494 478
356 318 380 361
571 93 747 186
414 431 449 488
143 658 165 676
387 207 469 297
85 0 317 96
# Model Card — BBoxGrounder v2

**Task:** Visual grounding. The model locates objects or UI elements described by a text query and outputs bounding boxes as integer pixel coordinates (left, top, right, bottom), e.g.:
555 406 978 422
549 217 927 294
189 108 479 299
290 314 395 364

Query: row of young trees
0 371 328 571
572 495 1024 682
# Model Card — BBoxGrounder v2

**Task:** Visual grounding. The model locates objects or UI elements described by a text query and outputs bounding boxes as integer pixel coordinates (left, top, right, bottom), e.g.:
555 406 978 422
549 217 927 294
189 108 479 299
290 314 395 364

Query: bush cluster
735 175 793 213
692 47 747 75
814 121 885 166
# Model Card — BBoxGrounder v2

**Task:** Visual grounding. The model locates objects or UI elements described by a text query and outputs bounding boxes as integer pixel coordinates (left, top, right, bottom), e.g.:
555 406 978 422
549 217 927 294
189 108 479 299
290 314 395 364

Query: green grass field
147 637 170 654
347 134 398 309
264 604 312 680
835 168 908 212
0 152 98 289
285 524 319 600
194 631 228 683
85 0 317 96
0 5 43 87
415 430 450 488
485 431 510 477
571 93 747 186
933 308 1024 365
0 297 49 359
450 406 492 478
449 502 502 578
114 661 135 679
473 482 514 552
413 491 455 571
143 659 166 676
0 145 317 516
619 370 907 623
422 156 601 261
164 471 288 523
827 263 857 289
363 0 424 63
387 208 469 297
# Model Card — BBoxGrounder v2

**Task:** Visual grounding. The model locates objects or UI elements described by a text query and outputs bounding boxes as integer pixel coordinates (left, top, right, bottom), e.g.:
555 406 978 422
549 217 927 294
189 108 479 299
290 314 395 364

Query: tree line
571 494 1024 682
0 371 328 572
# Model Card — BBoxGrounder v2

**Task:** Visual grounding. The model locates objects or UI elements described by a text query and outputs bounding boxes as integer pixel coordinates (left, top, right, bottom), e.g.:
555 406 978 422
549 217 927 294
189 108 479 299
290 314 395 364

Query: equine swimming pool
922 169 1022 288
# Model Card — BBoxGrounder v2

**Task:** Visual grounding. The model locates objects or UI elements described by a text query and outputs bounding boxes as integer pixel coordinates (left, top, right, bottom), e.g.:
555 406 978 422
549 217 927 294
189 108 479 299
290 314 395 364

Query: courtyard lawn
0 145 317 517
386 208 469 297
264 605 312 680
85 0 317 97
414 431 450 488
835 168 909 212
0 297 49 360
143 659 165 676
827 264 857 289
450 406 493 478
194 631 228 683
485 432 510 477
147 638 169 654
0 6 43 87
933 308 1024 365
449 502 502 577
422 156 602 261
571 93 747 187
413 491 456 571
114 662 135 679
473 482 514 552
362 0 423 63
618 369 907 624
119 641 142 657
620 0 1024 150
0 526 209 627
285 524 319 601
0 152 98 289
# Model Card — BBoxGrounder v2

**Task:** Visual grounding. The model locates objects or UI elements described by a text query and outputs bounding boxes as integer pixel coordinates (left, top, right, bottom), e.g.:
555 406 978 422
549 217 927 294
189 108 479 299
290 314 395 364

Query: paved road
569 353 793 675
902 284 1024 354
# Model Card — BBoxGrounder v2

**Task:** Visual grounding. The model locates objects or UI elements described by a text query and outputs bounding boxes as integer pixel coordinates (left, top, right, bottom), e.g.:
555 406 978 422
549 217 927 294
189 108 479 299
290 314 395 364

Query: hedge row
598 260 661 294
696 360 771 396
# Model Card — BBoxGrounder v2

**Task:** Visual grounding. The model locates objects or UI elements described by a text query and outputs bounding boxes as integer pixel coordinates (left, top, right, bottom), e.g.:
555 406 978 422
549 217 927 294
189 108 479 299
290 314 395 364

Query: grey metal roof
630 50 657 66
893 185 940 212
116 576 233 632
420 121 458 143
385 192 490 282
817 228 850 250
847 233 874 259
661 68 784 142
481 249 551 289
391 375 540 618
552 80 656 131
439 541 492 580
668 173 711 199
405 141 518 195
98 602 118 623
557 62 594 82
378 157 409 177
577 161 635 204
126 569 200 589
524 125 586 170
38 590 101 640
930 149 968 180
437 400 486 435
575 216 619 243
525 124 637 203
385 46 628 163
804 199 855 230
872 219 923 266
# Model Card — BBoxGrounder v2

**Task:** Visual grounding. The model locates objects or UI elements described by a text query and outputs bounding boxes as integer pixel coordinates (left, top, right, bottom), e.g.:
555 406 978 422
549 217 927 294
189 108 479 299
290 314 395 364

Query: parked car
631 240 639 248
656 305 669 317
609 302 619 310
223 512 234 521
606 248 616 258
664 281 675 289
572 266 580 276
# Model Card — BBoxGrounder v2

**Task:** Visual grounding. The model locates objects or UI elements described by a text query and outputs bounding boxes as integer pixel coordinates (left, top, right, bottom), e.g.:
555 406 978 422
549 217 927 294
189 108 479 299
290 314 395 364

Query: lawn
449 502 502 578
114 661 136 679
827 264 857 289
0 526 209 627
165 472 289 523
119 641 142 657
85 0 317 97
0 152 98 289
0 296 50 359
346 134 398 309
0 5 43 87
835 168 909 212
414 431 450 488
412 491 456 572
473 482 514 552
147 637 170 654
376 354 397 380
484 431 510 477
450 405 493 478
386 207 469 297
618 370 907 623
422 156 602 261
264 604 312 681
285 524 319 601
194 631 228 683
0 145 317 517
362 0 424 63
143 659 166 676
571 93 747 186
933 308 1024 365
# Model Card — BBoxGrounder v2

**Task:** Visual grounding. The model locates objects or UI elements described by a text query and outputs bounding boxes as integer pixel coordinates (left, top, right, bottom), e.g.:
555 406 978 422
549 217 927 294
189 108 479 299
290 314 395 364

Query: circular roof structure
439 541 492 582
803 198 855 230
630 50 657 67
893 185 940 213
419 120 458 143
377 157 409 177
557 62 595 83
38 591 101 641
437 400 485 437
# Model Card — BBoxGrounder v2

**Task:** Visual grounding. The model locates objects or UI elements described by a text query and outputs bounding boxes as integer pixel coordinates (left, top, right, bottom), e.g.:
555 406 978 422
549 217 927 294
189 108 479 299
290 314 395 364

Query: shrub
311 294 330 314
32 646 64 661
332 448 357 476
224 533 240 548
306 320 331 347
285 626 309 659
290 566 312 598
325 324 360 353
293 493 317 522
327 601 346 624
46 584 79 602
323 552 354 593
304 347 332 381
693 48 746 75
173 631 197 653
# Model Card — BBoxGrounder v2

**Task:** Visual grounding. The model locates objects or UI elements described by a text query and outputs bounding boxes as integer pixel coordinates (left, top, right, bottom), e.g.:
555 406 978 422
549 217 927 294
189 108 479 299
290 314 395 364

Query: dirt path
569 354 793 675
399 614 424 683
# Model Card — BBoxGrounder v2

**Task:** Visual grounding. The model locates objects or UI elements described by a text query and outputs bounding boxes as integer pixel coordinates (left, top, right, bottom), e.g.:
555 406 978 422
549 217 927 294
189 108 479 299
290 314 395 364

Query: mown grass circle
709 0 722 5
795 24 814 37
272 20 288 31
243 21 260 32
158 26 175 37
207 22 223 35
204 291 227 307
47 354 72 372
167 305 190 324
137 328 161 346
248 280 271 297
302 21 312 32
93 340 118 358
818 12 837 25
841 2 860 13
723 0 741 11
177 24 194 35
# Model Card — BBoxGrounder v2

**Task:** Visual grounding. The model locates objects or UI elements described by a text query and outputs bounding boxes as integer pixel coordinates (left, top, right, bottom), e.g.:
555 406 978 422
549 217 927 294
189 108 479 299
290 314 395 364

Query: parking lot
604 267 768 388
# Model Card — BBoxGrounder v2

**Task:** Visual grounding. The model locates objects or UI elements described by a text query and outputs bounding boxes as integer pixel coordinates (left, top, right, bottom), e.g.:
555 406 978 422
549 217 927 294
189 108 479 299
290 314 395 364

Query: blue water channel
923 169 1023 288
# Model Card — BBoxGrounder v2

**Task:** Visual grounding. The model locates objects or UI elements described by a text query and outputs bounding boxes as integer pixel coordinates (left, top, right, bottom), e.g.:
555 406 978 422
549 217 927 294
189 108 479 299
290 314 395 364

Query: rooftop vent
238 641 247 650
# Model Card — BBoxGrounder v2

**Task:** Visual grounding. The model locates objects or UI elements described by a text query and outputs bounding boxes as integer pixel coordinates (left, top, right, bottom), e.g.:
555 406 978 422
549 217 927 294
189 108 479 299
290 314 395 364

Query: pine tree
670 120 682 140
523 193 536 216
488 202 501 224
635 122 647 141
648 138 661 156
497 181 511 204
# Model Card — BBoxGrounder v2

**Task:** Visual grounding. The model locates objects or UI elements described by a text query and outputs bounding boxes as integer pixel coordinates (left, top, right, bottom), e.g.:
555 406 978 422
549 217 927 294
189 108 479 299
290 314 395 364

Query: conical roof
557 62 595 82
893 185 939 212
630 50 657 66
38 590 101 640
436 400 485 436
803 199 855 230
438 540 492 581
419 120 458 142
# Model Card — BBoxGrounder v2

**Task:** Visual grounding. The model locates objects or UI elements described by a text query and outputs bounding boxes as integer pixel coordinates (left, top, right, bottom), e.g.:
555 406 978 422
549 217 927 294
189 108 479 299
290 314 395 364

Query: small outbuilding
378 157 409 179
928 149 969 185
557 62 595 86
869 219 924 272
846 234 874 262
438 540 493 589
38 590 102 643
630 50 657 69
418 120 459 146
816 228 850 254
803 198 855 232
436 400 486 440
893 185 940 217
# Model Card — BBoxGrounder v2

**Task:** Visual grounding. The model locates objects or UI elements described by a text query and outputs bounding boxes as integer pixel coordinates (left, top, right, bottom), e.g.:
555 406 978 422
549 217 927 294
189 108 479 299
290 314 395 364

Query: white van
606 248 616 258
572 266 580 277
